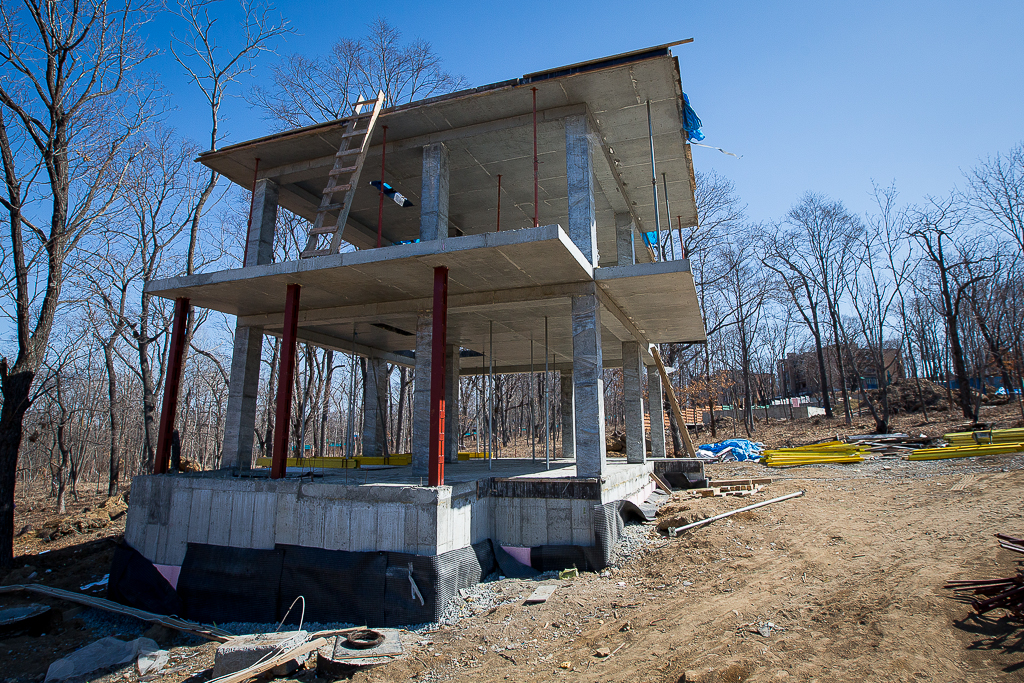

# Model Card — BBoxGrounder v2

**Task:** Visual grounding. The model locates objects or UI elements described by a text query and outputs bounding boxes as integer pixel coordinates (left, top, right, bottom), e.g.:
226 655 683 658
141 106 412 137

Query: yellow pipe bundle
908 442 1024 460
761 444 866 466
944 428 1024 446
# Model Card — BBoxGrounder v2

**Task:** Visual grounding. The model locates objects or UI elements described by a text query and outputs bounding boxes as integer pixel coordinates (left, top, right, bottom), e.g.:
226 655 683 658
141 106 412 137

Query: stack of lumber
761 441 867 467
687 478 772 498
908 428 1024 460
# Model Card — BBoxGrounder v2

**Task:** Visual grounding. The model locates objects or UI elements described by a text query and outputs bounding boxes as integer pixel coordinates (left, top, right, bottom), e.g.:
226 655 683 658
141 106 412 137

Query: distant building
779 345 905 397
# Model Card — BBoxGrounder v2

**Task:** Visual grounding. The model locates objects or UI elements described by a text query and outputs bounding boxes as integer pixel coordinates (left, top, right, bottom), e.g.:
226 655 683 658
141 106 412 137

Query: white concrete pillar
647 364 668 459
222 179 278 470
419 142 450 242
362 358 389 457
565 115 598 267
412 311 432 475
622 341 645 464
559 372 575 460
571 284 606 477
615 212 634 266
444 345 460 463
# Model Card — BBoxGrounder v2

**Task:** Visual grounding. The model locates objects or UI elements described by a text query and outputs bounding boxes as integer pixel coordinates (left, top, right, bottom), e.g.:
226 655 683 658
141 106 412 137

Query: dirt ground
3 404 1024 682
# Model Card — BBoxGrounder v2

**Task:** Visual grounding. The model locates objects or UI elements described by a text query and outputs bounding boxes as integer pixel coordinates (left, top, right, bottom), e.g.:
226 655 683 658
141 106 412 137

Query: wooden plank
652 347 697 458
650 472 673 494
525 585 557 604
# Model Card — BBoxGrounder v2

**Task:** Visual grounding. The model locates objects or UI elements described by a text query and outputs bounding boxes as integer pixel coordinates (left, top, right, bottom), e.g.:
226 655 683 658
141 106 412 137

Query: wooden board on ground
710 478 773 487
525 585 557 604
651 472 673 494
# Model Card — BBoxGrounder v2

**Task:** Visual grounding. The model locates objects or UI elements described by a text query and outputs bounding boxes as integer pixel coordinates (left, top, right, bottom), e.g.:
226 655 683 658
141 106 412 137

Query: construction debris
945 534 1024 619
0 584 232 641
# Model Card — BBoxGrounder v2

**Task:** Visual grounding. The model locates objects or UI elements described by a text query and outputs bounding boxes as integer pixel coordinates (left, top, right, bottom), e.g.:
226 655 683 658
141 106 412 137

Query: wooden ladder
300 90 385 258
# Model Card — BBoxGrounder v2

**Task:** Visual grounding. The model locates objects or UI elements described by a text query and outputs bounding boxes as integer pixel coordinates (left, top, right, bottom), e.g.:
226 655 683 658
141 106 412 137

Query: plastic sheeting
45 637 162 682
698 439 764 462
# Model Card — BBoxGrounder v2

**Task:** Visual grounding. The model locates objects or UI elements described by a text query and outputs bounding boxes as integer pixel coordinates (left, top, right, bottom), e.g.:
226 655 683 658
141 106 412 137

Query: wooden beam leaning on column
651 346 697 458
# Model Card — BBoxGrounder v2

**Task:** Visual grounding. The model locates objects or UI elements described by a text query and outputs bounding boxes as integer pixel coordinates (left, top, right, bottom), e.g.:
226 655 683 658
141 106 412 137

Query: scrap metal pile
945 534 1024 619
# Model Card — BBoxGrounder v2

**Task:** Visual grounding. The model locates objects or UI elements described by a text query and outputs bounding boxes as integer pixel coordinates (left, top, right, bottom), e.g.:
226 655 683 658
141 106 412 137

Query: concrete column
412 311 432 475
419 142 450 241
559 372 575 460
647 364 668 458
565 115 598 267
362 358 389 457
622 341 645 464
221 179 278 470
571 285 606 477
444 345 460 463
615 212 634 266
221 327 263 469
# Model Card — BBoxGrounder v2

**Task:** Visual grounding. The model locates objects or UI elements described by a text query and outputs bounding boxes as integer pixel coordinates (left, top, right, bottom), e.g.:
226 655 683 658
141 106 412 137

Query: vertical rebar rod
496 174 502 232
489 320 494 470
532 87 539 228
531 337 536 463
376 126 388 248
662 173 676 260
646 100 662 261
544 316 550 470
677 215 687 259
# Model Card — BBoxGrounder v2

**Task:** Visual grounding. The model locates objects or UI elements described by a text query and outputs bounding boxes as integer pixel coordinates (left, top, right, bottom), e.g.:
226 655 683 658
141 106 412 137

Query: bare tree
253 16 467 128
907 195 989 421
170 0 291 276
0 0 155 566
964 142 1024 253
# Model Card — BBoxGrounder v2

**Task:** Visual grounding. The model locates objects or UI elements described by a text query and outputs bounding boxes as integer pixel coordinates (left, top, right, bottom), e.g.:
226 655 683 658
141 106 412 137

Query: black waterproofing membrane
107 542 182 616
110 500 647 626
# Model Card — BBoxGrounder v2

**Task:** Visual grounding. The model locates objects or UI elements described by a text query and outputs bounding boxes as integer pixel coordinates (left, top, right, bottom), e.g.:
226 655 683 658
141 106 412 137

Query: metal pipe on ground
668 490 805 537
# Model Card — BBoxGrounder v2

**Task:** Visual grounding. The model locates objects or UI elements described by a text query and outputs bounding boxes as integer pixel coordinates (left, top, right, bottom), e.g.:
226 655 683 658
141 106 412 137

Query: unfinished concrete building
121 42 707 626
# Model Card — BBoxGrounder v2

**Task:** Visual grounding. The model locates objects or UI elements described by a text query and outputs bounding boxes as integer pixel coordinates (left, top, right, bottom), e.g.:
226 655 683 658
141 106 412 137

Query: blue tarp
682 93 704 142
697 439 764 462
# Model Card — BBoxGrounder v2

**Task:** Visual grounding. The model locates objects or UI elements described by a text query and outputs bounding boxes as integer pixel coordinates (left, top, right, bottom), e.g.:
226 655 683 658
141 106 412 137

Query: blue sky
148 0 1024 223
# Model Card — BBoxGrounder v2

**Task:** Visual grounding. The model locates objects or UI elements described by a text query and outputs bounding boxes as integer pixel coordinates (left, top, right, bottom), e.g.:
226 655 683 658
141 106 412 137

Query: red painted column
271 283 301 479
155 297 190 474
428 267 449 486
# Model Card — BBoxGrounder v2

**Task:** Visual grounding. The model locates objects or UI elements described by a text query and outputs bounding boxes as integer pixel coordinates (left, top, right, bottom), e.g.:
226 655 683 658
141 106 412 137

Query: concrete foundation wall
126 462 655 567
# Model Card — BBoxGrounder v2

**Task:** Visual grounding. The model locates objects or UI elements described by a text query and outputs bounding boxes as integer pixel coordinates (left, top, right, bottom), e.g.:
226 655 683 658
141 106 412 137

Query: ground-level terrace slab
146 225 705 370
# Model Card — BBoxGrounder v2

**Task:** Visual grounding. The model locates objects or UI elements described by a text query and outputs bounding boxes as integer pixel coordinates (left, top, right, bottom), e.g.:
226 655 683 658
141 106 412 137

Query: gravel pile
608 521 659 568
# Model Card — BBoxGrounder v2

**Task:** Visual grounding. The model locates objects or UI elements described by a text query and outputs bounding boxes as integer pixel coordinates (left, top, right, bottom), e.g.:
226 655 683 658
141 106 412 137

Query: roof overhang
199 42 698 266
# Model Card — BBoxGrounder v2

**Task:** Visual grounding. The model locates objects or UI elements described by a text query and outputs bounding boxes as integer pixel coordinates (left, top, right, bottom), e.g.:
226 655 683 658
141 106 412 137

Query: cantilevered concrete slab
146 225 705 372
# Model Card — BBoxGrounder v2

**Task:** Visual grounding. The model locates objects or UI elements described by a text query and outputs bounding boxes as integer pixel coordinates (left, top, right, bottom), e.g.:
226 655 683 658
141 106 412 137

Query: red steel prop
428 266 449 486
272 283 301 479
155 297 190 474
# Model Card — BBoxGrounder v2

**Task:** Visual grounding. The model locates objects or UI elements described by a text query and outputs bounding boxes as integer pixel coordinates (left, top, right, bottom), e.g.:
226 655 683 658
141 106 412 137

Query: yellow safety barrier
254 454 412 469
457 452 488 460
